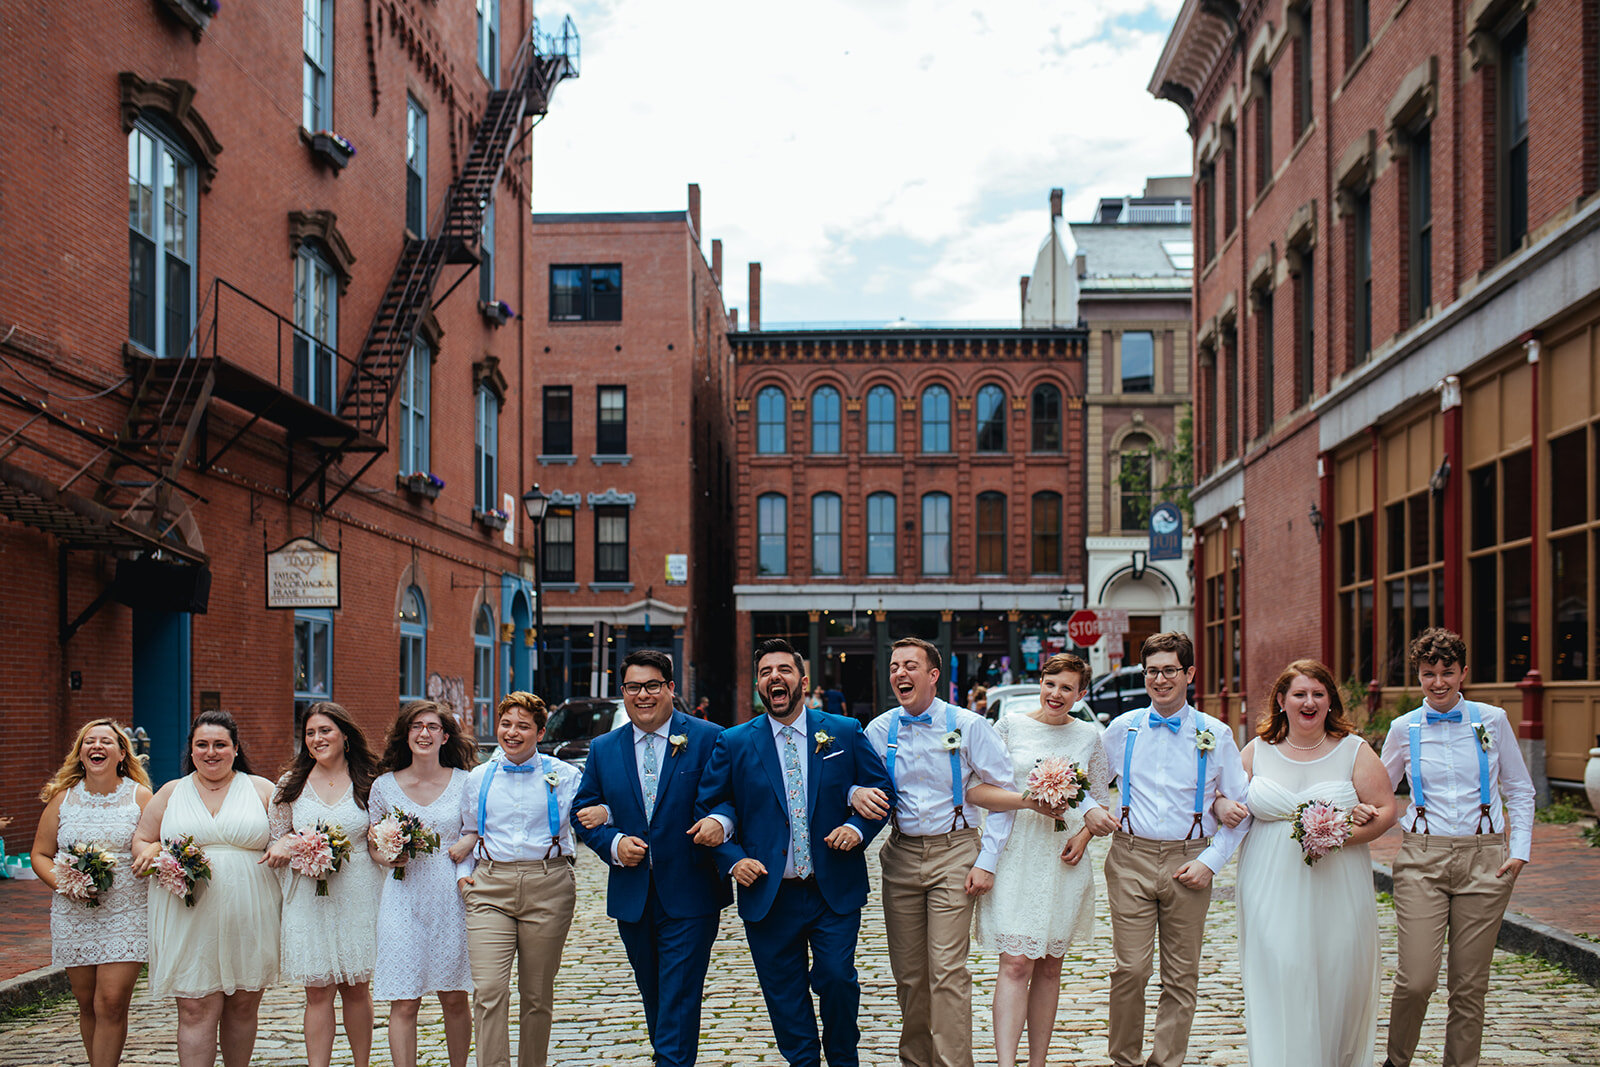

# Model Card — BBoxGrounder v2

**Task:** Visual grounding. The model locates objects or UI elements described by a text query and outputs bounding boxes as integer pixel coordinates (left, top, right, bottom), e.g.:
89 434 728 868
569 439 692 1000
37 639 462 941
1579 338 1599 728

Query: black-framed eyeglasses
1143 666 1186 680
621 680 666 696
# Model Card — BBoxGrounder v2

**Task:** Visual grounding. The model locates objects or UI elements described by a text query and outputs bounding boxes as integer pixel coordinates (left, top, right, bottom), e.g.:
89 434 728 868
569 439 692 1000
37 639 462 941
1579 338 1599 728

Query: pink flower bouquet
1023 757 1091 831
284 821 353 896
138 834 212 906
370 808 439 880
1290 799 1353 866
54 842 117 907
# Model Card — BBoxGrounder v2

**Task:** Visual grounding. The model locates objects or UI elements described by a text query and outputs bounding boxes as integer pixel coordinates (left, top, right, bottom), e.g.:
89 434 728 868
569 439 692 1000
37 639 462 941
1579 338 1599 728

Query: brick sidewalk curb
0 966 69 1015
1372 863 1600 988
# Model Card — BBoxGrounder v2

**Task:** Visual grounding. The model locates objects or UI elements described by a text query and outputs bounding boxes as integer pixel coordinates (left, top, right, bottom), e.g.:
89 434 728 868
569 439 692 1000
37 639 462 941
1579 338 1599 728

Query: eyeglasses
1144 666 1187 680
409 721 445 734
621 680 666 696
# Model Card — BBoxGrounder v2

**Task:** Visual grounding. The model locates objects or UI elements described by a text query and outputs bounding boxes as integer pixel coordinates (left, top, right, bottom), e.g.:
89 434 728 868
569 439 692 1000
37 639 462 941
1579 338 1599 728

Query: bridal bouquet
53 843 117 907
370 809 439 880
139 834 212 906
283 821 353 896
1023 758 1091 831
1290 799 1353 866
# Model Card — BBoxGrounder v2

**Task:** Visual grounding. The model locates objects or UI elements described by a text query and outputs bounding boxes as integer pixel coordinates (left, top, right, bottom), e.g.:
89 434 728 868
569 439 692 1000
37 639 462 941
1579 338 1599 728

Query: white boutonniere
814 730 835 754
543 771 559 788
941 729 962 752
1195 728 1216 753
1472 723 1491 753
669 733 689 757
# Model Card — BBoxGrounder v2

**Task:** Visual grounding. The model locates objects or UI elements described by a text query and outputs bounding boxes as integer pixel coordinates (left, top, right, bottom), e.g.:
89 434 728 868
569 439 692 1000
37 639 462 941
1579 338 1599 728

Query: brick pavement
4 835 1600 1066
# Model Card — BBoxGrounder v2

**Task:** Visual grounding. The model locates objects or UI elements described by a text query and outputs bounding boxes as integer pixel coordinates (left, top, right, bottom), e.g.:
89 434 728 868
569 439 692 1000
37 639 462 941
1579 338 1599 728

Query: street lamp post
521 484 550 700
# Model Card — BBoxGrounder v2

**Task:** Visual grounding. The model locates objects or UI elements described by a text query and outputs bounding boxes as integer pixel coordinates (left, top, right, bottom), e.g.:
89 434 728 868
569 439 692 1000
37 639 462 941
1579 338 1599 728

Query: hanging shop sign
265 537 341 610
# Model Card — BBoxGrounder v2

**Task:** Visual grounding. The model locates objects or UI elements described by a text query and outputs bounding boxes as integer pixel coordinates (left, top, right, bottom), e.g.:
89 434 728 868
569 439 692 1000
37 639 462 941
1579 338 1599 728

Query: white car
981 683 1103 733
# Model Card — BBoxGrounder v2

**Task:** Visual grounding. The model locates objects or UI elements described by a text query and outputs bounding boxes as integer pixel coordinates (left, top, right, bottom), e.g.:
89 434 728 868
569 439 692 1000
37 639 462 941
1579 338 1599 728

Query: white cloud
531 0 1192 322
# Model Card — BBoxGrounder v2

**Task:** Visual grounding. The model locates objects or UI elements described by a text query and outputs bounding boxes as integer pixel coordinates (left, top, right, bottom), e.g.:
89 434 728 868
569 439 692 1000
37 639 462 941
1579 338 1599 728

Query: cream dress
270 779 383 986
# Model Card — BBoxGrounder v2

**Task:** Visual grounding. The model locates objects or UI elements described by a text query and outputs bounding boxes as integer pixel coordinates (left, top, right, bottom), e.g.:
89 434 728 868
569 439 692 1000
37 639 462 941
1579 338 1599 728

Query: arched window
473 605 496 742
976 492 1007 574
1031 384 1062 452
756 386 787 454
1032 492 1063 574
921 492 951 575
921 385 951 453
975 384 1007 452
812 386 841 453
866 386 897 453
866 492 897 575
399 586 427 705
757 493 787 576
1119 433 1154 532
811 492 842 575
128 120 197 359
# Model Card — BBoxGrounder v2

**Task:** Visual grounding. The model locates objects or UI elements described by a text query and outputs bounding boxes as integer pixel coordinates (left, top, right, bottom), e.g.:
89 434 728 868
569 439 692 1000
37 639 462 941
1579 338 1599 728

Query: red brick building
1153 0 1600 793
730 290 1087 719
0 0 588 836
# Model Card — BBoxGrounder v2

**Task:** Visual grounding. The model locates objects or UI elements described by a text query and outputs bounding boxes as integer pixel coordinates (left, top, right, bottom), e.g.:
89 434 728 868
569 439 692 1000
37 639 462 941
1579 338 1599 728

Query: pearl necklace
1284 735 1328 751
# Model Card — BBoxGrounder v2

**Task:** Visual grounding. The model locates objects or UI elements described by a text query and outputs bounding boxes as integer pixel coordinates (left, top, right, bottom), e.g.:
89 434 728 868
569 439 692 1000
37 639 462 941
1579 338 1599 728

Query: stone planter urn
1584 735 1600 816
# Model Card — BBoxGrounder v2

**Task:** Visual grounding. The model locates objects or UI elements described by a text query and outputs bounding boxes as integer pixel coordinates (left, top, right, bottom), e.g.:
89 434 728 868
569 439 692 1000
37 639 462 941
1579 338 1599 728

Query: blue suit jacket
696 710 894 923
573 711 733 922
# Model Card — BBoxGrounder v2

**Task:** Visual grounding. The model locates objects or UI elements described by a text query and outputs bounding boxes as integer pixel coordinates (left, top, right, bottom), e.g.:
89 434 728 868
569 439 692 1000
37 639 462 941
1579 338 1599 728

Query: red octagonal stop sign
1066 609 1103 646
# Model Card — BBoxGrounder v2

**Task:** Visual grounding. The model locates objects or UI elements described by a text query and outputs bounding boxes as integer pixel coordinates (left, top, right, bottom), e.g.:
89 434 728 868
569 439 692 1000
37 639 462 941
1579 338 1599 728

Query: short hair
622 648 674 683
1409 627 1467 670
1041 652 1092 690
1257 659 1357 743
890 636 942 674
754 637 805 675
497 691 549 731
1140 631 1194 671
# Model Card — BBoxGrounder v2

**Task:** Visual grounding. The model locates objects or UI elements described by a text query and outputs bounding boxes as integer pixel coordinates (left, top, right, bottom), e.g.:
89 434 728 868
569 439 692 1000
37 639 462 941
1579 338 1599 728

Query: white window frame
476 0 500 87
294 609 333 705
922 492 952 575
475 385 498 512
473 605 496 741
398 339 431 476
406 97 427 237
399 586 427 705
301 0 333 132
479 197 496 305
127 121 196 359
293 245 339 410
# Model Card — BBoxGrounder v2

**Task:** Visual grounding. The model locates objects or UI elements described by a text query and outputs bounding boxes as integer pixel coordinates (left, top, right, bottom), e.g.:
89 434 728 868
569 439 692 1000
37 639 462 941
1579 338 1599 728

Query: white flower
814 730 835 754
543 771 559 787
1196 728 1216 753
1472 723 1491 753
941 730 962 751
669 733 689 756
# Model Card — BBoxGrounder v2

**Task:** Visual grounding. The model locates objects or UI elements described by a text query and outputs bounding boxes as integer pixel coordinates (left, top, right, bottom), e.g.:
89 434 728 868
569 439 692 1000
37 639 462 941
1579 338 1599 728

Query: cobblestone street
3 836 1597 1066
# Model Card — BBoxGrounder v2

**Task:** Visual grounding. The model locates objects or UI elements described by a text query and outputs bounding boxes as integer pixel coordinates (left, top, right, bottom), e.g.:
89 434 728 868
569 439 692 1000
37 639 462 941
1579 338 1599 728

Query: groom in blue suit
696 638 895 1066
573 649 732 1067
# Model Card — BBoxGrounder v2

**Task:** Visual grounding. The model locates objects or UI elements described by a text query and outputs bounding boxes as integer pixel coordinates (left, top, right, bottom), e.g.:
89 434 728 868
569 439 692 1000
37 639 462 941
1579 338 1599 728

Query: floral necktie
782 726 812 879
642 734 659 815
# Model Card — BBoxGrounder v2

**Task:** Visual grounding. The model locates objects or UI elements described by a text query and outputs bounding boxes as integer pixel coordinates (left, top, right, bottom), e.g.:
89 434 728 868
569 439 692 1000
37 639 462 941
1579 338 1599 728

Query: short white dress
51 779 148 967
270 779 383 986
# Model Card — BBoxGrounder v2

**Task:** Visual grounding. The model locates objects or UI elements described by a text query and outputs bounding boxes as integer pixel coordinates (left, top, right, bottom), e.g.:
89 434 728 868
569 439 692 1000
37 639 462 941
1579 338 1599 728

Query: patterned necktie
642 733 660 815
782 726 812 879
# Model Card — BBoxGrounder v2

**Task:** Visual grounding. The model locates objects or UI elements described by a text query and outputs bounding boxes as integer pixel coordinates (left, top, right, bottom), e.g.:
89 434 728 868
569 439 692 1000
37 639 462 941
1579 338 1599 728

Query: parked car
537 697 627 766
1082 666 1196 724
982 683 1099 729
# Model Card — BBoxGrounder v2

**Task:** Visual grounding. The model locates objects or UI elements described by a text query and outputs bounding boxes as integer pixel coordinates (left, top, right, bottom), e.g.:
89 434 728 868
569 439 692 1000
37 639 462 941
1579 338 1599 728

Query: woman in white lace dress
974 655 1111 1067
30 719 153 1067
263 702 384 1067
368 701 478 1067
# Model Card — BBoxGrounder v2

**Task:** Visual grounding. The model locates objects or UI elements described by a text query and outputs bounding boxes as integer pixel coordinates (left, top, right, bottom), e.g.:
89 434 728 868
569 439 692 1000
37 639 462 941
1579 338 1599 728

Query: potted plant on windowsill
154 0 219 39
474 506 510 532
309 130 355 171
400 471 444 499
480 300 515 327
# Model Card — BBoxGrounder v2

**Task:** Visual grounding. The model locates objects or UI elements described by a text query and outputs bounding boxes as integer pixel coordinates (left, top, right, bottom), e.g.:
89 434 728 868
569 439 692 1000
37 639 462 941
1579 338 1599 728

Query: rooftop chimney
748 262 761 331
687 183 701 242
1049 188 1063 219
711 238 722 285
1075 252 1087 278
729 308 739 330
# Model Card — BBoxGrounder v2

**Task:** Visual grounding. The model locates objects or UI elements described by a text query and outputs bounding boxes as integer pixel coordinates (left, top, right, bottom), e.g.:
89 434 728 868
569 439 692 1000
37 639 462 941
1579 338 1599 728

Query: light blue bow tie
1425 708 1462 725
899 713 933 726
499 759 541 773
1148 712 1183 733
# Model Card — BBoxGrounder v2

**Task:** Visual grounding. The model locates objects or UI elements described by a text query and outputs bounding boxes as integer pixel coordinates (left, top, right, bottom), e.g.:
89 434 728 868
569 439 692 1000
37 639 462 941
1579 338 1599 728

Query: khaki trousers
465 857 577 1067
879 827 981 1067
1386 832 1516 1067
1104 832 1213 1067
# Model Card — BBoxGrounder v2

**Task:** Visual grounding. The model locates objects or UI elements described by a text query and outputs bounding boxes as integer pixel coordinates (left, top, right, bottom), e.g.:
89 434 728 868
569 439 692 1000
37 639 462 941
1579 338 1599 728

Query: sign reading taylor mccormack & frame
265 537 341 610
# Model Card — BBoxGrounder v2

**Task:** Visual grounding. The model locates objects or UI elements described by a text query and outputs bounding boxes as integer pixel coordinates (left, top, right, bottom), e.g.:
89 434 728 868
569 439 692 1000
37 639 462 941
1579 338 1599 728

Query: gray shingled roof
1069 223 1192 291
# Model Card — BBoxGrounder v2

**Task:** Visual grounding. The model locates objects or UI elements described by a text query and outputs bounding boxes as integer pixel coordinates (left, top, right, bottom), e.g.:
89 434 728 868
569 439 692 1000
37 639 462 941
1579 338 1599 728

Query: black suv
537 697 625 766
1083 667 1197 724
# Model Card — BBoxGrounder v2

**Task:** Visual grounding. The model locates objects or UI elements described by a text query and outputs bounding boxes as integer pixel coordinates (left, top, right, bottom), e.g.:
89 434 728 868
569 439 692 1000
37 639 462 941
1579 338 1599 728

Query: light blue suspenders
884 701 967 831
1406 703 1494 835
1118 712 1213 840
477 755 564 859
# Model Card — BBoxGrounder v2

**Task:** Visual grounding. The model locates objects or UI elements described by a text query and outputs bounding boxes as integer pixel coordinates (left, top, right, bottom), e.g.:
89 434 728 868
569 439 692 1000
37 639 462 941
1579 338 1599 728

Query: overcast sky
530 0 1192 326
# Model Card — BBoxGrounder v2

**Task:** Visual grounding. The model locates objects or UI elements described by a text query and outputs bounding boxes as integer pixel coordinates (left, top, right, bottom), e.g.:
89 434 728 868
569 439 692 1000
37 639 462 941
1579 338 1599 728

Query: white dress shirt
461 751 581 860
601 722 676 865
1379 697 1535 861
1100 703 1250 875
865 700 1016 872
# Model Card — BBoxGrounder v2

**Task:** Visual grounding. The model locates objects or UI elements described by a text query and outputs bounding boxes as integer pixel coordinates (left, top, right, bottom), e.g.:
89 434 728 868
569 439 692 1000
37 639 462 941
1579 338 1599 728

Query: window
1200 161 1216 264
1122 332 1155 394
1335 510 1376 686
921 385 951 452
1294 3 1313 136
1223 328 1239 460
758 494 787 576
811 493 842 575
1031 384 1062 451
756 386 787 454
1295 255 1315 407
302 0 333 132
1548 425 1597 681
1255 72 1274 194
867 492 896 575
294 609 332 719
543 505 575 582
976 492 1007 574
1120 435 1153 532
866 386 897 452
1162 240 1195 270
1348 0 1369 64
473 606 496 743
1382 487 1445 685
1032 492 1062 574
1222 125 1238 235
128 122 196 359
1351 189 1372 362
1408 125 1433 324
550 264 622 322
476 0 499 87
1502 23 1529 254
406 97 427 237
398 338 430 477
475 386 498 513
975 384 1007 452
399 586 427 705
1256 289 1276 433
1469 450 1533 681
597 386 626 455
479 198 496 305
812 386 841 453
595 506 630 583
293 246 338 410
542 386 572 455
1201 353 1217 476
921 493 951 575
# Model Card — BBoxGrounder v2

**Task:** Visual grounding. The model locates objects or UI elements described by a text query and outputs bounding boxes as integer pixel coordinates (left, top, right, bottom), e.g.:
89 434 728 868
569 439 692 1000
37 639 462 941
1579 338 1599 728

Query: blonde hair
39 718 152 803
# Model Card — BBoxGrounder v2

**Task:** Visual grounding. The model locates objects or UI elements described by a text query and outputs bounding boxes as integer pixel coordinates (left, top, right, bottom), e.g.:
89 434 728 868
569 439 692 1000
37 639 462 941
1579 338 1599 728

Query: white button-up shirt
600 722 676 865
865 700 1015 872
1101 703 1250 875
461 752 581 861
1379 697 1535 861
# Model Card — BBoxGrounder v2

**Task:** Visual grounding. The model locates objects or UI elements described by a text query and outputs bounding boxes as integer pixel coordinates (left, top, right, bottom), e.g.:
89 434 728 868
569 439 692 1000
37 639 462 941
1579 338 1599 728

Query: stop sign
1066 610 1102 646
